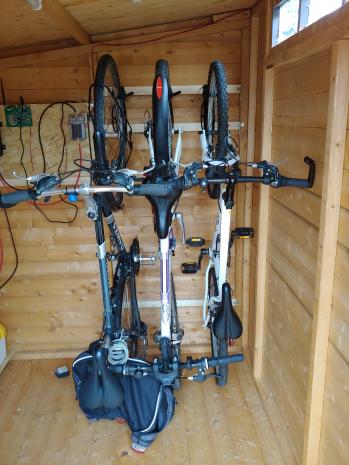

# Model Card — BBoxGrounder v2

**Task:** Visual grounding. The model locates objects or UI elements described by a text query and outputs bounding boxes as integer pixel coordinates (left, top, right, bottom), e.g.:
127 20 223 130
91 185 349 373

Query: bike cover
72 344 175 452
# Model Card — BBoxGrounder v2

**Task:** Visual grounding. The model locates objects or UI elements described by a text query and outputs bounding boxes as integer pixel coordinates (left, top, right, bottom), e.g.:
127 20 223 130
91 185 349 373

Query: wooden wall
318 102 349 465
264 51 330 464
248 2 266 363
0 16 250 359
249 2 349 465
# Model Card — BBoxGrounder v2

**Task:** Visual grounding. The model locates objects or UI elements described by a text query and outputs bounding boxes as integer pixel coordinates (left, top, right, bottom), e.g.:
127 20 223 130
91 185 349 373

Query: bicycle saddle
78 345 124 410
213 282 243 340
145 176 183 239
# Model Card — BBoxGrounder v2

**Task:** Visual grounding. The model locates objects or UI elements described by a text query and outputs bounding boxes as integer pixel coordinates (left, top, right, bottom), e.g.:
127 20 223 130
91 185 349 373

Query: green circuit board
4 104 33 127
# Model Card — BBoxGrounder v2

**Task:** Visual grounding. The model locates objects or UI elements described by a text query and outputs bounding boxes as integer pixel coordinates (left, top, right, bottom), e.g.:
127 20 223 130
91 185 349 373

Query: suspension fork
101 195 126 253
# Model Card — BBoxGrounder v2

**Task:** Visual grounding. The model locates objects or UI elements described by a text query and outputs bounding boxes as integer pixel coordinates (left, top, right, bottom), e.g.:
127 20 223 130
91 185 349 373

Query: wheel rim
122 276 132 330
102 66 124 168
207 73 219 157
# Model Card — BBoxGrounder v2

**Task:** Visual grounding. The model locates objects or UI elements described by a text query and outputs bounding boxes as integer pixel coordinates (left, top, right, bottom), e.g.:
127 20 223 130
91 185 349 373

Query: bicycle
0 57 316 386
181 60 316 386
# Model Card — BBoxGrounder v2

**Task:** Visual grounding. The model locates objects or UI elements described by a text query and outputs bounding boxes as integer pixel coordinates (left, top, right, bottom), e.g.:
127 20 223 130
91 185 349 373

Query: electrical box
4 104 33 127
70 113 86 141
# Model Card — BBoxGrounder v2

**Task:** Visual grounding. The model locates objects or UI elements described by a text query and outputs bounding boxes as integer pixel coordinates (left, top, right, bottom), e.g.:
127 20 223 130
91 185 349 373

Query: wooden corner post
302 39 349 465
242 16 259 349
253 66 274 379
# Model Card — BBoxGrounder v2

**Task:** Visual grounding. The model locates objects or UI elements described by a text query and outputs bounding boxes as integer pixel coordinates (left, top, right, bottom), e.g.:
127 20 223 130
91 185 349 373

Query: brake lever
187 372 219 382
33 174 61 195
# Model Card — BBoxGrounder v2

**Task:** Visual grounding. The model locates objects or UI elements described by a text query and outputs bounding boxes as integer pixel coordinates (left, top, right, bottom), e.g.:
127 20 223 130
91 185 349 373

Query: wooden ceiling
0 0 258 57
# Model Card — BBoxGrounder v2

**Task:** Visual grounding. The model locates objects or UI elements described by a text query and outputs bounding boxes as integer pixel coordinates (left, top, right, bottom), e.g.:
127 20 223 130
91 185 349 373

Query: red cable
90 11 239 52
0 234 3 273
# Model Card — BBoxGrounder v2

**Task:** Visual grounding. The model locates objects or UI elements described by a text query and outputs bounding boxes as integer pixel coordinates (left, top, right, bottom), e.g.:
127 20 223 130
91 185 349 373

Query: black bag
72 347 175 452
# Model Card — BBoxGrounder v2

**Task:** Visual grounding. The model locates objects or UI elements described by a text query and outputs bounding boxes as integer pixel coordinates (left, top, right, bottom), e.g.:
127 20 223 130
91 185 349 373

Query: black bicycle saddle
78 345 124 411
213 282 243 340
145 176 183 239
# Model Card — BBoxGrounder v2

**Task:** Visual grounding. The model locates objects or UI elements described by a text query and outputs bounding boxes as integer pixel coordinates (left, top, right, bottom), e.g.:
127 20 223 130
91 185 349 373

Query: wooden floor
0 359 284 465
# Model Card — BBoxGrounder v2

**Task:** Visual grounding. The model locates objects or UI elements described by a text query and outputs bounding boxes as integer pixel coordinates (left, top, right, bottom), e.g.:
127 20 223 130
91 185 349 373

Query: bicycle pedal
181 262 199 274
232 227 254 239
185 237 205 247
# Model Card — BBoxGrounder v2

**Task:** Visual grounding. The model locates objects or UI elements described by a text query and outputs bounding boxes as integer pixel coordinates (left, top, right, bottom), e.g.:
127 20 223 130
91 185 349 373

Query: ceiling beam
43 0 90 45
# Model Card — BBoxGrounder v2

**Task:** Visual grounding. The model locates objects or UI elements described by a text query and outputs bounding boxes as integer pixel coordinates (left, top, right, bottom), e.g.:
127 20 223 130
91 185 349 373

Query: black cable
38 101 76 173
34 100 80 224
33 197 79 224
0 209 19 290
57 102 67 177
18 98 30 188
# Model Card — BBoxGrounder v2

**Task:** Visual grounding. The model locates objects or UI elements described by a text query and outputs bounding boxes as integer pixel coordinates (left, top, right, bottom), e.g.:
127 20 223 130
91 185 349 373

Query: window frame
272 0 347 47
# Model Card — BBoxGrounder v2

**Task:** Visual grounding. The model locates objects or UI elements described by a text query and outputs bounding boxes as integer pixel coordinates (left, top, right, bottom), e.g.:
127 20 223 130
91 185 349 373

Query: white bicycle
181 61 314 386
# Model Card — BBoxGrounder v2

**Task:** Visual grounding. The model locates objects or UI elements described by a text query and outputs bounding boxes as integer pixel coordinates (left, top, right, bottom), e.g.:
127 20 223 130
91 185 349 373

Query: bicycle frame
86 193 127 340
146 127 183 343
203 186 235 325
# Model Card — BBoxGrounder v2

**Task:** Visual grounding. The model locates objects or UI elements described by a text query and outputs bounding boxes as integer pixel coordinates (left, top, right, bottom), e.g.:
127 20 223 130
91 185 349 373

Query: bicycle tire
113 272 143 358
152 59 173 177
170 273 182 390
208 267 229 386
203 61 229 199
93 54 127 210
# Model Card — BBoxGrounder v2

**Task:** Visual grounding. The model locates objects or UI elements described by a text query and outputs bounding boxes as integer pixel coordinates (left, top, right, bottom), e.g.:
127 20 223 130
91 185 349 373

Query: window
272 0 346 47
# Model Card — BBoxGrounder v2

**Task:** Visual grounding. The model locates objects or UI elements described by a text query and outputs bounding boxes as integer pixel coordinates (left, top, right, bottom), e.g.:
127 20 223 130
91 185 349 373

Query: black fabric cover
213 282 243 340
72 347 175 450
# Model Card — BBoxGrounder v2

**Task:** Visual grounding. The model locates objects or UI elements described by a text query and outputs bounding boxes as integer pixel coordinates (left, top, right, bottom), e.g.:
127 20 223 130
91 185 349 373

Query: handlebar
0 157 315 208
133 183 172 196
200 156 315 189
109 353 244 376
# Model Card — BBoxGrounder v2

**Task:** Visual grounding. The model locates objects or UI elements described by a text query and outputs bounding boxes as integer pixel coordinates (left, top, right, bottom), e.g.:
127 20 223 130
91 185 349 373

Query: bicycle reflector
156 76 163 99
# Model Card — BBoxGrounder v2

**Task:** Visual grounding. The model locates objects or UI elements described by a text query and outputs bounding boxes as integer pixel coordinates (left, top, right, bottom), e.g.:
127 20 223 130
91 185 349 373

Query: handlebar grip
0 189 36 209
277 156 315 188
133 184 170 196
206 354 244 368
277 176 310 188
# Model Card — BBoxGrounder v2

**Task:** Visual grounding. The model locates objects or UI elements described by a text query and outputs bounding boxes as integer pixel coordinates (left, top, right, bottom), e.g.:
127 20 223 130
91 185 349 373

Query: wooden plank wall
318 99 349 465
249 2 349 464
248 4 266 362
262 50 330 464
0 19 250 359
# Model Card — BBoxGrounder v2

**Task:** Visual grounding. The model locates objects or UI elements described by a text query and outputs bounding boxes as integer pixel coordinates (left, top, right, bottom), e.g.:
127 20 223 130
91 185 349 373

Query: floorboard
0 360 284 465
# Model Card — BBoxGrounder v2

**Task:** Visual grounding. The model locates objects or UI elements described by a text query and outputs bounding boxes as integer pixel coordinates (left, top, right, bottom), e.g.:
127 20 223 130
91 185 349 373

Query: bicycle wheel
93 54 127 210
113 272 143 358
203 61 229 199
152 59 173 177
170 273 182 389
208 267 228 386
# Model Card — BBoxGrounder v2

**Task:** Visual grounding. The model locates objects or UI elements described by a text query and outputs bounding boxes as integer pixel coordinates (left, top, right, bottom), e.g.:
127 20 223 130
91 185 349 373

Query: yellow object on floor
0 323 7 365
